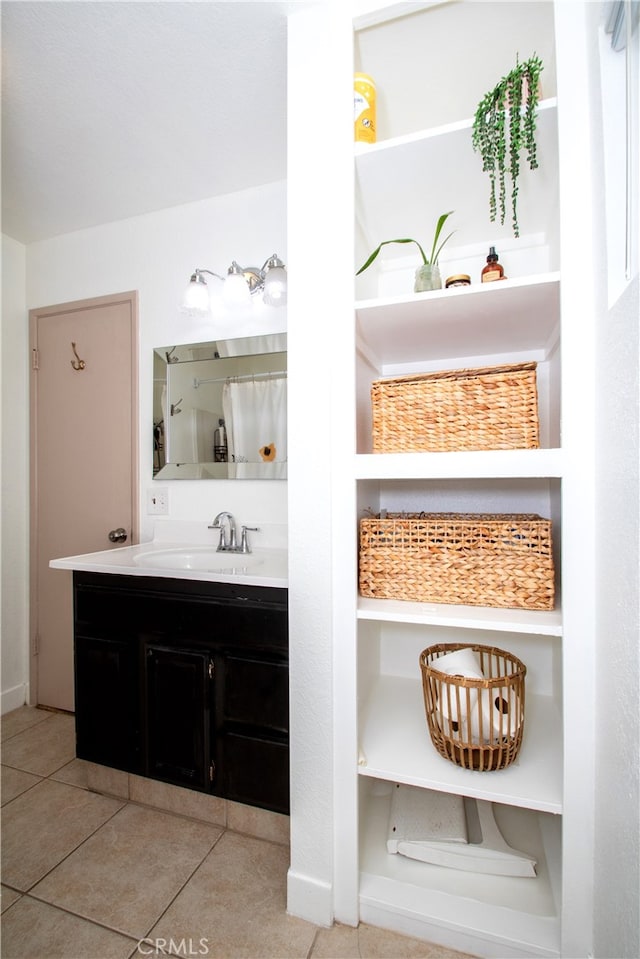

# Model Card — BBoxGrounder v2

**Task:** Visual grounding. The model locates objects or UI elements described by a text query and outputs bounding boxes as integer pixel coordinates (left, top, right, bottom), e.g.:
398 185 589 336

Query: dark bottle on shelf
481 246 506 282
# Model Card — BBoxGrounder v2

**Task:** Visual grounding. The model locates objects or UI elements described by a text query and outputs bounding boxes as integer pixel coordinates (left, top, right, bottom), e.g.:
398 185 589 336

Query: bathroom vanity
51 529 289 816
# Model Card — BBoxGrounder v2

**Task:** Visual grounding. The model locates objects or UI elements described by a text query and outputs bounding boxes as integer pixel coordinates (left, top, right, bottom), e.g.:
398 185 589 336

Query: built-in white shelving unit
287 3 605 956
347 4 565 957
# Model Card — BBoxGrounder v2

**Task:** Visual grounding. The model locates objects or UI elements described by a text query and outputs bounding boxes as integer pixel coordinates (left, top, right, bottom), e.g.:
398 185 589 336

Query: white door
30 291 138 711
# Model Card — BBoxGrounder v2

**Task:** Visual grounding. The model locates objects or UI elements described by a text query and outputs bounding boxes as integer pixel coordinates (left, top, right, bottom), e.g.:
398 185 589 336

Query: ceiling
1 1 297 244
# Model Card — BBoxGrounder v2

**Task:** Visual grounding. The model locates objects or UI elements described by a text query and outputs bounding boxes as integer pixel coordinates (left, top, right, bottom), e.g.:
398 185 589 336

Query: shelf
359 786 561 958
356 272 561 370
355 448 563 480
355 100 557 163
358 675 563 814
354 100 559 259
357 597 563 637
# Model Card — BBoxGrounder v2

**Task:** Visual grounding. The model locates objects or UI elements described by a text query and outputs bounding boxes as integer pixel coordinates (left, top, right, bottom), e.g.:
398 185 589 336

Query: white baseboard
1 683 28 715
286 868 333 927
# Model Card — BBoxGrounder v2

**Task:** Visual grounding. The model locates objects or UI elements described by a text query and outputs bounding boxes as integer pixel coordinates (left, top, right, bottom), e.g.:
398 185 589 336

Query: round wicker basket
420 643 526 771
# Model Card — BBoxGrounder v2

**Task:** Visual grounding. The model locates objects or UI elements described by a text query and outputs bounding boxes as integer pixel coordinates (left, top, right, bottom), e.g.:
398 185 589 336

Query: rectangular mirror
153 334 287 480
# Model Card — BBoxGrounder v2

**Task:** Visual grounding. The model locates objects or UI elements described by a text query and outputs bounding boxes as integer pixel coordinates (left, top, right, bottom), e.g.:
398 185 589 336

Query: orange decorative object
259 443 276 462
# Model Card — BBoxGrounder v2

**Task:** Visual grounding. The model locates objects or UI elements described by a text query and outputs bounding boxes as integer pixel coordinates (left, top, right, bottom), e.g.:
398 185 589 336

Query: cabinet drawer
221 654 289 733
219 732 289 815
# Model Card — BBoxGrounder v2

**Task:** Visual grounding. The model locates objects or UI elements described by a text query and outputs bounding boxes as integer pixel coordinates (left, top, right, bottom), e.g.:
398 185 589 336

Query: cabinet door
143 644 213 792
74 634 141 773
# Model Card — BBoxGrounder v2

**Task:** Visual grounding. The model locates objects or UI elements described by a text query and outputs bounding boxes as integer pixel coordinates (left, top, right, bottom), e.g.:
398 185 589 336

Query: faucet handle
208 513 230 549
208 523 227 550
240 526 260 553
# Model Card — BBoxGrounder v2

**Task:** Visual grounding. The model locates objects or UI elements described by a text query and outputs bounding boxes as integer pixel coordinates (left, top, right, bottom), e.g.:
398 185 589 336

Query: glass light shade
182 276 210 314
223 271 252 306
263 266 287 306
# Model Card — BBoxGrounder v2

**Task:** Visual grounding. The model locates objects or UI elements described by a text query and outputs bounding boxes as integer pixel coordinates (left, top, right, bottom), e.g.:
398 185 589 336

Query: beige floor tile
51 757 89 789
1 895 138 959
1 764 42 805
31 803 222 940
309 922 362 957
1 779 124 891
129 774 226 826
1 711 76 776
1 706 51 742
1 885 22 913
149 830 317 958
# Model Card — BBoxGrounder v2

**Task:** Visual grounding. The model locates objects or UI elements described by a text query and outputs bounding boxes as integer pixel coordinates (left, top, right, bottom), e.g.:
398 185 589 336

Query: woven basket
371 362 539 453
420 643 526 771
359 512 554 610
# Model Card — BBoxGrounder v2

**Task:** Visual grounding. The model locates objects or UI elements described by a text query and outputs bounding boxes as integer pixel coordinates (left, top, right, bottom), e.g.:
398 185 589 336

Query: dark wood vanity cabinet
73 572 289 814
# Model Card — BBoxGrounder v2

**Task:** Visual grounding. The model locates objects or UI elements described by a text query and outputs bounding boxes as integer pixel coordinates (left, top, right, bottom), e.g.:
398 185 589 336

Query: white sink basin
133 546 265 573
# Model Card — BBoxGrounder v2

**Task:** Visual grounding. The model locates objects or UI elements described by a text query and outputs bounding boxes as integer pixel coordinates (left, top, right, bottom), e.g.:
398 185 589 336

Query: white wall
1 234 30 712
594 275 640 959
26 179 288 542
1 179 288 712
593 7 640 957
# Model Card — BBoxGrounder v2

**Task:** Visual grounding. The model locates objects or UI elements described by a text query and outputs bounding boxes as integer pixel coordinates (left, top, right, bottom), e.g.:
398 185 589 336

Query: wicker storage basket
359 512 554 610
371 362 539 453
420 643 526 771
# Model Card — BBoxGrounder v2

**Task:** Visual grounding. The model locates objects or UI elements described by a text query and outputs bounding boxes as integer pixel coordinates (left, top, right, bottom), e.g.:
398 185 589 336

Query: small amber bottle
481 246 505 282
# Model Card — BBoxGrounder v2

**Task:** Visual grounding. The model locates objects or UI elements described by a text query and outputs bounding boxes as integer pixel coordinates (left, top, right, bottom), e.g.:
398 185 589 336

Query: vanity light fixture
182 254 287 314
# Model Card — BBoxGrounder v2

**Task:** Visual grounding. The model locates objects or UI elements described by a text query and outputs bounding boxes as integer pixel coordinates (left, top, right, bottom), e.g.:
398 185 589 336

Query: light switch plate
147 487 169 515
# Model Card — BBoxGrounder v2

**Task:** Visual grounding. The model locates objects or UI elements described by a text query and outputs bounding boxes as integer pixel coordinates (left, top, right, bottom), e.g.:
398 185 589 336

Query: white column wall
286 1 355 926
554 4 601 954
1 234 30 712
594 274 640 959
593 5 640 958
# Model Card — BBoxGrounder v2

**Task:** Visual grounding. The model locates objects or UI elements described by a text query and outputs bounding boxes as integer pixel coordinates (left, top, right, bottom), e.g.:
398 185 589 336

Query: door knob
108 528 128 543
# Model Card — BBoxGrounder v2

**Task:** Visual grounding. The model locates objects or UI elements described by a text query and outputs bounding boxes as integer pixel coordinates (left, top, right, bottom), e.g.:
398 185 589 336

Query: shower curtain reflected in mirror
223 374 287 478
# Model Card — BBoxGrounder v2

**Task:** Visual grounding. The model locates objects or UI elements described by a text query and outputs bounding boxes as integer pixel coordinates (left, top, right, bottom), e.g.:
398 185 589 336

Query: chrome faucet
208 512 259 553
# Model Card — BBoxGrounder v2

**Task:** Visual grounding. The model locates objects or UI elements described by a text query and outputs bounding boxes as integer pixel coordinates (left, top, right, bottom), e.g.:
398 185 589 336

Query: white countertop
50 520 288 589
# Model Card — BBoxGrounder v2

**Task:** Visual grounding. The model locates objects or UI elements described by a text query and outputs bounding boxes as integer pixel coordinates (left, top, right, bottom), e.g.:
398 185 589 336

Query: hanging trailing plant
472 54 543 238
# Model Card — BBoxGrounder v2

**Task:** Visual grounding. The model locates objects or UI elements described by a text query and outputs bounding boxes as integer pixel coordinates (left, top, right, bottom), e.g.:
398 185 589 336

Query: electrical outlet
147 487 169 515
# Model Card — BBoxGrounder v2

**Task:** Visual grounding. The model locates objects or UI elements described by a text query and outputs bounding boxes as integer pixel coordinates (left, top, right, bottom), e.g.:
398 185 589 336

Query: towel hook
70 342 86 371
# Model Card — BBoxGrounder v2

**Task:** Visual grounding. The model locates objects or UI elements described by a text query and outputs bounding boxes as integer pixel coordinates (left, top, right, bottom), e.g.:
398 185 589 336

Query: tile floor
1 706 476 959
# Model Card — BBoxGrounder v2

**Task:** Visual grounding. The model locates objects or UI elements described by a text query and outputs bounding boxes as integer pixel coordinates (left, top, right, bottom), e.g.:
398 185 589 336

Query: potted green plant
356 211 456 292
472 54 543 239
